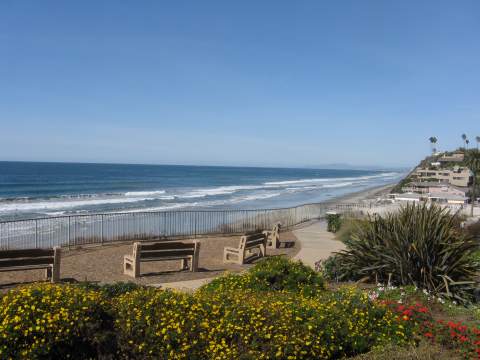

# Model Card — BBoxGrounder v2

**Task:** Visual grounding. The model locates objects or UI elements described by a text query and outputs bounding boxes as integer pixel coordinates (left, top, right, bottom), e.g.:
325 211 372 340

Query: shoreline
324 183 394 205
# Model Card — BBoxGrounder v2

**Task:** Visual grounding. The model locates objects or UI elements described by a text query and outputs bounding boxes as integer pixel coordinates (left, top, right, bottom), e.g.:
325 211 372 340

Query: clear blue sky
1 1 479 168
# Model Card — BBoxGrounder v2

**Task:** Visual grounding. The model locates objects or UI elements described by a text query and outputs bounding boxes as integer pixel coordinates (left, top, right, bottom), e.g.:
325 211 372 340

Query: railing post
158 212 161 238
35 219 38 248
68 216 71 249
194 212 197 238
101 214 104 245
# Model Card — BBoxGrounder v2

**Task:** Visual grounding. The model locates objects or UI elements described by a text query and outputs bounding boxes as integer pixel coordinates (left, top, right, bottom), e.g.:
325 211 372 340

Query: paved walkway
293 220 345 269
151 221 343 291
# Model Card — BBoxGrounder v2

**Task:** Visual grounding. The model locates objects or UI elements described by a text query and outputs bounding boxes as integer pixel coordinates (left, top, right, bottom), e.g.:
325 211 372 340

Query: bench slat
245 239 266 247
243 234 265 242
140 256 192 262
0 265 53 272
140 242 195 251
0 248 54 259
140 250 194 259
0 257 54 269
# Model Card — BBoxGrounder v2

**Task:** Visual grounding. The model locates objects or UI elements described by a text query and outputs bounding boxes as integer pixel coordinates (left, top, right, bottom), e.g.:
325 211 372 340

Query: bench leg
180 258 189 270
223 250 238 264
259 244 266 257
45 267 52 281
51 266 60 283
124 258 140 278
192 254 199 272
238 250 245 265
51 247 61 283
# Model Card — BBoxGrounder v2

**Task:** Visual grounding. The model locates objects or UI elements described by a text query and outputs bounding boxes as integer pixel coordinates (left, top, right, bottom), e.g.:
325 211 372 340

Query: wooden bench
0 247 61 283
263 223 295 249
223 232 267 265
124 241 200 278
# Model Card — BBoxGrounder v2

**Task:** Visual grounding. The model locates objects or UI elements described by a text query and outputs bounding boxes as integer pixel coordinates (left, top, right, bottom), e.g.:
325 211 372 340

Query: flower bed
114 286 412 359
0 258 479 359
382 299 480 359
0 283 113 358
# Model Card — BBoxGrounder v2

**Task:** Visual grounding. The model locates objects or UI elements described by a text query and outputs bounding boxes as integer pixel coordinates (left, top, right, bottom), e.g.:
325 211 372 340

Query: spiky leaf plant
333 203 479 303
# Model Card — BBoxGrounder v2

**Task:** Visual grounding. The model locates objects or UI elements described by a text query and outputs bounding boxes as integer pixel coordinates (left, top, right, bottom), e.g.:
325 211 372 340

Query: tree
466 139 470 149
465 149 480 217
462 133 468 148
428 136 438 153
476 136 480 149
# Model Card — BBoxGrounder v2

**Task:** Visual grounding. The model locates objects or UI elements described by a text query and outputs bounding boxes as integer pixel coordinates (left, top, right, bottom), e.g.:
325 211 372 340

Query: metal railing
0 202 380 250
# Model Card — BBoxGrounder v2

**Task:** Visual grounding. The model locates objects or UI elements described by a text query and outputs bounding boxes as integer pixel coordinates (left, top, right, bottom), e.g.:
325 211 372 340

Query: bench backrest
0 248 57 269
134 241 198 260
239 233 266 251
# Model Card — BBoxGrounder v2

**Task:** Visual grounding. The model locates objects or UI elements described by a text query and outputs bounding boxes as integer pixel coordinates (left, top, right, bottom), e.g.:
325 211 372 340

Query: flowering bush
0 283 114 359
113 288 206 359
383 297 480 359
1 258 478 358
113 285 414 359
202 256 325 296
424 320 480 358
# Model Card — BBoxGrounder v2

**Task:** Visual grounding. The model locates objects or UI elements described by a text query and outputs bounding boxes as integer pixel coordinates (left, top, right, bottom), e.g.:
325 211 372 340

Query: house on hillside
402 182 468 196
429 193 468 205
413 166 473 187
393 182 469 205
438 153 464 163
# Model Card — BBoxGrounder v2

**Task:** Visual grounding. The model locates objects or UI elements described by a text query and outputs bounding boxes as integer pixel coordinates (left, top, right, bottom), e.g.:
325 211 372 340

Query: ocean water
0 162 403 220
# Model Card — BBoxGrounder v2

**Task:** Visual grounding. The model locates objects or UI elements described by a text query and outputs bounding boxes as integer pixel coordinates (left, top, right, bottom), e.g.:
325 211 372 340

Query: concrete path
293 221 345 269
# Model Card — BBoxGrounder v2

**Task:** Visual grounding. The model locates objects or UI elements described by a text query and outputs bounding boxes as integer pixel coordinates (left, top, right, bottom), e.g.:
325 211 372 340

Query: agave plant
332 203 479 302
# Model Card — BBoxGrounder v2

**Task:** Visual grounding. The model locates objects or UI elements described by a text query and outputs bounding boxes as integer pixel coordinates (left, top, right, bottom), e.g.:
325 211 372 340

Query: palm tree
462 133 468 149
465 149 480 216
466 139 470 149
476 136 480 149
429 136 438 153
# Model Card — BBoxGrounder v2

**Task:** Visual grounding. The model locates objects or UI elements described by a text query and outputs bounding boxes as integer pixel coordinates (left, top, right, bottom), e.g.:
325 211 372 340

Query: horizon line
0 159 410 171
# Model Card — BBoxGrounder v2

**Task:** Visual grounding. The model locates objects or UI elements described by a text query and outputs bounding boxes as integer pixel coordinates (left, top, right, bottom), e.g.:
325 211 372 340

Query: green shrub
78 281 144 298
351 341 461 360
201 256 325 296
335 218 368 246
317 254 345 281
0 283 115 359
332 203 480 303
327 213 342 233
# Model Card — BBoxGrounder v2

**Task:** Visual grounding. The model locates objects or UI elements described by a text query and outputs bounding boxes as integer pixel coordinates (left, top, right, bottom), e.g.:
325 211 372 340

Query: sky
1 1 479 169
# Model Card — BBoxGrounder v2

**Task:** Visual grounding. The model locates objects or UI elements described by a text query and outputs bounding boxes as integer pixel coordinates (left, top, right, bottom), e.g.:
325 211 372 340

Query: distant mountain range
305 163 410 172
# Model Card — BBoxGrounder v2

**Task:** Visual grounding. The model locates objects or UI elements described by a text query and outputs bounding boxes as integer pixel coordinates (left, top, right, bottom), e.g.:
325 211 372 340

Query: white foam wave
176 185 270 199
264 172 399 186
124 190 166 196
230 192 282 203
0 196 158 214
322 182 354 188
121 202 197 213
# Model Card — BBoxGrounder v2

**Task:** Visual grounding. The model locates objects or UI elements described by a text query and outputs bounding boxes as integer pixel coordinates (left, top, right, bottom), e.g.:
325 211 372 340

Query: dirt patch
0 231 299 289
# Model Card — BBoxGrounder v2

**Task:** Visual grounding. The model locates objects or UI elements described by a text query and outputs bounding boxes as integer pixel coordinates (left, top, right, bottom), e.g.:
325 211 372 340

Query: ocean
0 162 403 221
